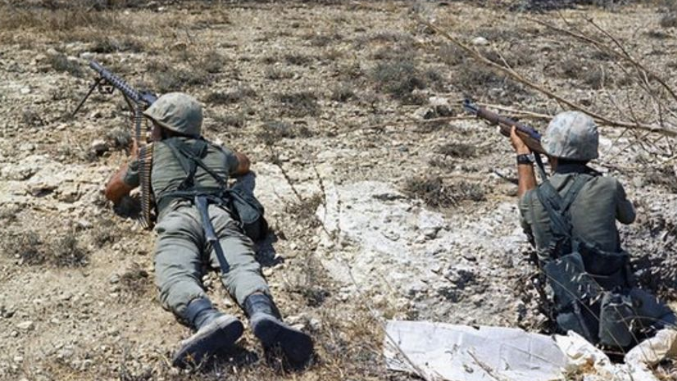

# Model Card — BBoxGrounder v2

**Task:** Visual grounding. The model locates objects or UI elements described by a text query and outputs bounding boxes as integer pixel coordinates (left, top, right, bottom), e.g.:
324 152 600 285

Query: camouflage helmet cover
542 111 599 161
143 92 203 137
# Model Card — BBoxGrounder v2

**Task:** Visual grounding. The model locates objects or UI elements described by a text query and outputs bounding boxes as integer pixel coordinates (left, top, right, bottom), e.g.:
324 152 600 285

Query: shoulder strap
165 138 227 189
536 174 593 258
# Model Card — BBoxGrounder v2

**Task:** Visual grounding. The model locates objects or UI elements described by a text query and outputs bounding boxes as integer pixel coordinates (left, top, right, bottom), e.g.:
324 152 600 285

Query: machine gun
73 61 157 228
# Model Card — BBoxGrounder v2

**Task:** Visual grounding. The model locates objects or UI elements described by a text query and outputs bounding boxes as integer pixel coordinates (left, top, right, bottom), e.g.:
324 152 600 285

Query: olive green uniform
519 171 635 264
124 138 269 317
519 169 674 332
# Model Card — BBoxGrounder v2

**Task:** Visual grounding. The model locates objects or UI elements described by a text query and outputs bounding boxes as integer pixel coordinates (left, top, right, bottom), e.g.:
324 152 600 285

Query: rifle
73 61 157 228
463 99 545 155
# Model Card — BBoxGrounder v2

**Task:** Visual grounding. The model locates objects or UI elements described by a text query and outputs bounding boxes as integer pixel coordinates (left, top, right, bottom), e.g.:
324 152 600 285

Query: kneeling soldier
511 111 675 348
105 93 313 367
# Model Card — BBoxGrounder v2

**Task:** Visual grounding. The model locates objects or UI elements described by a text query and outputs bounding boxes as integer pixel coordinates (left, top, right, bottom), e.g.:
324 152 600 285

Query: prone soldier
104 93 313 367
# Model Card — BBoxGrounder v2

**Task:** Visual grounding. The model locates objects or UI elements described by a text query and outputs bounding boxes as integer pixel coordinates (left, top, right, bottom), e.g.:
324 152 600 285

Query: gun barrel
89 61 153 106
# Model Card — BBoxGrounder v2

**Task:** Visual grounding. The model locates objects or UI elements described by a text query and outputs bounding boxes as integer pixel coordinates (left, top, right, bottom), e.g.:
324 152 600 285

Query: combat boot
244 293 314 364
172 298 243 368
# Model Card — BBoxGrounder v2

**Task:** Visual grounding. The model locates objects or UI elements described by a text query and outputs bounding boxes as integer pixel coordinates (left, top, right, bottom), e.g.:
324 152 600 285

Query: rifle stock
464 100 545 155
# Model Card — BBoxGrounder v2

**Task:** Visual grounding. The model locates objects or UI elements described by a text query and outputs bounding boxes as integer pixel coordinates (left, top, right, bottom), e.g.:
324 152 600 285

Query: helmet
542 111 599 161
143 92 203 137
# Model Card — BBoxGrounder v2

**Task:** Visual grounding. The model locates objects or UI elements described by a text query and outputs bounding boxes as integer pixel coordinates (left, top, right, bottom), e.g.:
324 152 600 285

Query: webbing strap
536 174 593 258
165 138 227 189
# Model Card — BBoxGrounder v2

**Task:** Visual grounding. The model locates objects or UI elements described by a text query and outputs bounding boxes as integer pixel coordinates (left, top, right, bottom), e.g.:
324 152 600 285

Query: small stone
309 318 322 331
77 219 92 229
109 274 120 284
472 37 489 46
10 331 18 337
91 139 108 156
262 268 274 277
19 143 36 152
13 356 23 363
20 87 31 95
17 321 35 331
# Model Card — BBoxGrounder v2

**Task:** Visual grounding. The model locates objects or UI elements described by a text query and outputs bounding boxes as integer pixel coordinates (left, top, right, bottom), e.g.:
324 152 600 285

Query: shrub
48 53 83 77
276 91 320 117
371 60 426 103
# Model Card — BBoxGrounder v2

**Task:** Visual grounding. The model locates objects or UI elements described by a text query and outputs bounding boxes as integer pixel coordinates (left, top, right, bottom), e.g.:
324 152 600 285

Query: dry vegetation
1 0 677 380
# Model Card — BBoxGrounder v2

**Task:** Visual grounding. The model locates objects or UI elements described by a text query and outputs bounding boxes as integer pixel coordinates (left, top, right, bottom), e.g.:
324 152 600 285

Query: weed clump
48 53 83 77
53 234 88 267
330 84 355 102
120 263 150 296
22 109 45 127
106 128 132 151
201 51 227 74
213 113 246 129
92 218 118 248
265 67 294 80
660 13 677 28
91 37 144 53
439 43 465 66
436 143 477 158
206 87 256 105
403 176 485 208
151 63 210 93
4 231 88 267
257 121 312 145
285 53 313 66
371 60 427 103
645 166 677 193
276 91 320 117
11 233 45 265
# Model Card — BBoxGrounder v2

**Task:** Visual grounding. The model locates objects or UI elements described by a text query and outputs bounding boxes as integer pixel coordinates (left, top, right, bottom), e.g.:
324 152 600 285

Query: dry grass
645 166 677 193
257 121 313 145
371 60 427 104
48 53 84 77
151 63 211 93
436 142 478 158
275 92 321 118
4 231 88 267
206 87 257 105
403 176 486 208
330 84 356 102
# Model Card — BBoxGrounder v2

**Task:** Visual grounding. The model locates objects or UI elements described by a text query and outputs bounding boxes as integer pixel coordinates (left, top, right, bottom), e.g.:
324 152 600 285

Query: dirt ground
1 1 677 380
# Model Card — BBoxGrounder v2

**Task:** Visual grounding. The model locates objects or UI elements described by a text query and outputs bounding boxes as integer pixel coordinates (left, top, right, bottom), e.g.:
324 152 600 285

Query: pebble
91 139 108 156
17 321 35 331
20 87 31 95
262 268 274 277
472 37 489 46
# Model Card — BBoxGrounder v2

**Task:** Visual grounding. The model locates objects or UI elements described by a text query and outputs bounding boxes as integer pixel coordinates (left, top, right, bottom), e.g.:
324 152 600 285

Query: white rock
20 87 31 95
472 37 489 46
17 321 35 331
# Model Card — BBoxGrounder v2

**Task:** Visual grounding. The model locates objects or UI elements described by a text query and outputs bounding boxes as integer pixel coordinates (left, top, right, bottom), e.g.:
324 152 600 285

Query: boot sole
172 315 244 368
254 316 314 364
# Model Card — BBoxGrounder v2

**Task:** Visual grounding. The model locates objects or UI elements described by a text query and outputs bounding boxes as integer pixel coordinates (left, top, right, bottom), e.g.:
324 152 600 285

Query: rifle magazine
139 144 155 229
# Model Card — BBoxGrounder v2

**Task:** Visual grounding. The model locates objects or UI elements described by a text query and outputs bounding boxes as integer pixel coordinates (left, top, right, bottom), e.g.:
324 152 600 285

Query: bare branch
417 16 677 137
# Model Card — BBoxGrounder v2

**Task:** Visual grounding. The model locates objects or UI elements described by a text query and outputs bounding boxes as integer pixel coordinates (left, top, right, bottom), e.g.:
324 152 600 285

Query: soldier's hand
510 126 530 155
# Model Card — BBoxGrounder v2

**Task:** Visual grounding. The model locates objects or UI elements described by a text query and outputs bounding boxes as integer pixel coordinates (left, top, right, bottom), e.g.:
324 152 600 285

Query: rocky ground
1 1 677 380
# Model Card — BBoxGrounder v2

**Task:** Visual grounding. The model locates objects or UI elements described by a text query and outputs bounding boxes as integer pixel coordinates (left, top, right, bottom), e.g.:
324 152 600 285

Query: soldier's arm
105 160 140 205
615 181 636 224
510 127 537 197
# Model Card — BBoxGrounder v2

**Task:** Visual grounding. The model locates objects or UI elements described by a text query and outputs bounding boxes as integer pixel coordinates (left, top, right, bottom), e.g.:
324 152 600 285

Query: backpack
158 138 269 242
536 174 634 348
